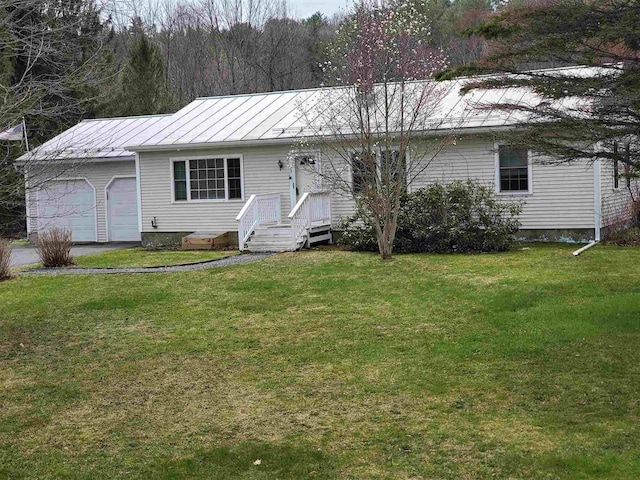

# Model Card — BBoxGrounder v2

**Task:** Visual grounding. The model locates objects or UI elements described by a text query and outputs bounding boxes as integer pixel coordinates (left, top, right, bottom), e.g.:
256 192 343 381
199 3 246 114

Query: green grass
1 244 639 479
74 248 237 268
9 239 29 246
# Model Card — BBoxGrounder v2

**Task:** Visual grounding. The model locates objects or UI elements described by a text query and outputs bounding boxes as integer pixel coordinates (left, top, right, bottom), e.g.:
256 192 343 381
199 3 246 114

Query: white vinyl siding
139 146 291 233
27 160 136 242
137 136 598 235
600 159 639 228
330 136 596 230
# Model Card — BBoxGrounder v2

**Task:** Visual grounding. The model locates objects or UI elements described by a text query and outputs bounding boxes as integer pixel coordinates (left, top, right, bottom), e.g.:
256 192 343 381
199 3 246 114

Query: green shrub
336 202 380 252
338 181 522 254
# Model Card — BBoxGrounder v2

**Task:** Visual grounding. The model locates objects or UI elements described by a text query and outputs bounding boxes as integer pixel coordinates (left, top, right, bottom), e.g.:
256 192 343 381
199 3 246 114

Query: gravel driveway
10 243 137 268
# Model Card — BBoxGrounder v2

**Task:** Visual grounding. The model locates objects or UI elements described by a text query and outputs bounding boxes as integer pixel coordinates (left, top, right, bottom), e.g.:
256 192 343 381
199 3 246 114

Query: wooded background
9 0 626 235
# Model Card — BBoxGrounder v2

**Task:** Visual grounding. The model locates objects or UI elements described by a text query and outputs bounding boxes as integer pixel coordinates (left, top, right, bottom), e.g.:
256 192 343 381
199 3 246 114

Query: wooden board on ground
182 232 232 250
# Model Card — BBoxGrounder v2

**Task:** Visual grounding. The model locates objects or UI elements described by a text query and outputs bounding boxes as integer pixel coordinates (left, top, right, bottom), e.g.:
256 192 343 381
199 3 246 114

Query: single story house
17 67 633 251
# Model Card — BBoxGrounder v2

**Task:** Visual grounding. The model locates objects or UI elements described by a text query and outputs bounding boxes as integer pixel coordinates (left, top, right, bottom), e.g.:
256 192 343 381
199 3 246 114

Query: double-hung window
352 151 377 194
352 148 406 194
173 157 243 201
381 149 407 189
497 145 531 193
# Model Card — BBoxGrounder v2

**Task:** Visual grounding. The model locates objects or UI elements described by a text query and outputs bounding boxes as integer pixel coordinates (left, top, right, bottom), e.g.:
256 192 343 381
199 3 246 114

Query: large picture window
172 157 243 201
497 145 530 193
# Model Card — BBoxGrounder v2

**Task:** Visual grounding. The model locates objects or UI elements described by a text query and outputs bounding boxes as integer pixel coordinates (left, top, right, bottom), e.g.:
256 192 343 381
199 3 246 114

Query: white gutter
573 156 603 257
14 154 136 166
124 125 515 153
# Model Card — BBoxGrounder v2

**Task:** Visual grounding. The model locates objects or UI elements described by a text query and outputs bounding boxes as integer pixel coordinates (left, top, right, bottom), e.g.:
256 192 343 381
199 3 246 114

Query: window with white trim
352 148 406 194
381 149 407 189
352 151 376 194
498 145 530 192
173 157 242 201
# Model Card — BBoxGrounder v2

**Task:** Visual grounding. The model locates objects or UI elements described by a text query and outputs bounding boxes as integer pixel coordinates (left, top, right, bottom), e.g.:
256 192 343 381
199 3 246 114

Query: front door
294 154 319 199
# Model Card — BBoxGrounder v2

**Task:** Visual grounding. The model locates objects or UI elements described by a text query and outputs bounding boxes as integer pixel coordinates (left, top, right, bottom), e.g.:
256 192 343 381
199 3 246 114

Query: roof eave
127 125 516 153
127 136 298 152
15 154 135 166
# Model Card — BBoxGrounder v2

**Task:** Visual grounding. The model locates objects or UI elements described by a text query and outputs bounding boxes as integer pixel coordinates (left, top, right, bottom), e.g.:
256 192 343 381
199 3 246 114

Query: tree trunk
378 231 393 259
377 215 396 260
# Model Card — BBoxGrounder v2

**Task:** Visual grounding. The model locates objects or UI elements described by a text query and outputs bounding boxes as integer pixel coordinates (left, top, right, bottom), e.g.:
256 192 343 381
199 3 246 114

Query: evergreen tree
107 31 175 117
438 0 640 185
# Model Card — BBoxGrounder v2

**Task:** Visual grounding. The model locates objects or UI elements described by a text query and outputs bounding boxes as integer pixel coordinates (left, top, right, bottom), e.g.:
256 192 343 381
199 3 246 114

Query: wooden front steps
245 223 298 252
245 222 331 253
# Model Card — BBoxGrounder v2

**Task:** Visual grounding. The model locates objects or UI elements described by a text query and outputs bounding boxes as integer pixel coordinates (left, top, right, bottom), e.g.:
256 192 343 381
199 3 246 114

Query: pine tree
438 0 640 183
108 32 175 117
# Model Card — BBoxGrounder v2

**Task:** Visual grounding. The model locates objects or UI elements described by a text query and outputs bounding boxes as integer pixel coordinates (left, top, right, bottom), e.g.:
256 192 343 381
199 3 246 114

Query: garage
106 177 140 241
36 179 97 242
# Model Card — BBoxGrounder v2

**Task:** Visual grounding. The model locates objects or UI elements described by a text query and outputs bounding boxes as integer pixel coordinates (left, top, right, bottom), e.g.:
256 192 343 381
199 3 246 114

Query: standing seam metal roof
17 114 172 162
128 78 536 150
18 66 603 162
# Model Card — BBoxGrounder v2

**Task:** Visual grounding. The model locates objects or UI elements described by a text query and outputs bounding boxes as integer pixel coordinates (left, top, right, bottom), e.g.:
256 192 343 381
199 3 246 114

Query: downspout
573 241 598 256
574 159 602 256
594 158 602 242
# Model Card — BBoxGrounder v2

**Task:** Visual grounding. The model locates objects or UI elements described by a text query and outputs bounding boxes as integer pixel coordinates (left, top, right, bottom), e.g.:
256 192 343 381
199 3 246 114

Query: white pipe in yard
573 241 599 256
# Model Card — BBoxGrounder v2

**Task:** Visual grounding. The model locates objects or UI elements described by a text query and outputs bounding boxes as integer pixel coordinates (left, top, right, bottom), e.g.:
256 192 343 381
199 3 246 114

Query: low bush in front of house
338 180 522 253
36 227 75 267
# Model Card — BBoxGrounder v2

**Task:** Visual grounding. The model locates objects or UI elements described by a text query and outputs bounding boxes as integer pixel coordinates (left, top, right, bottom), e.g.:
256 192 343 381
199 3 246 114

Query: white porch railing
235 193 282 250
288 191 332 249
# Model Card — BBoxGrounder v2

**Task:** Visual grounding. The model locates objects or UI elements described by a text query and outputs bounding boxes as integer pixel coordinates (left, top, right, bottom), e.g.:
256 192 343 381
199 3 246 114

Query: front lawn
74 247 237 268
1 244 639 479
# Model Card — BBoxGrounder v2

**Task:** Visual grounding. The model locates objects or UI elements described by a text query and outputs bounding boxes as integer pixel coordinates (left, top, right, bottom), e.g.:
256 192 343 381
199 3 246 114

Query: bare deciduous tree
295 1 452 259
0 0 111 234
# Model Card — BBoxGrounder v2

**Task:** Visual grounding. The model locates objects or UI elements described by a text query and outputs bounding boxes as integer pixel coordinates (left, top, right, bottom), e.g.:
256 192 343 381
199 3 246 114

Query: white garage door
37 179 96 242
107 177 140 241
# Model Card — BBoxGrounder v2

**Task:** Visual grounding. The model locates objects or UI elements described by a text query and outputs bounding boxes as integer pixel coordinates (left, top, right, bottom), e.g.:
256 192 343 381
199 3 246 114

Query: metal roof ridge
80 114 173 123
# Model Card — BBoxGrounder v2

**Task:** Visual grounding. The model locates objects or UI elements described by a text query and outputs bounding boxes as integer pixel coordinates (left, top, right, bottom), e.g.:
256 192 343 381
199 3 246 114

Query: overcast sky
289 0 351 19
